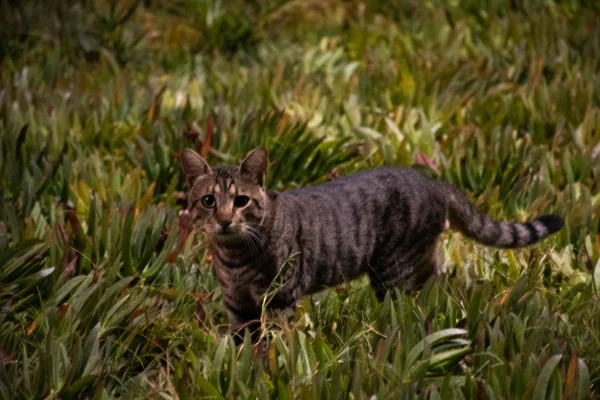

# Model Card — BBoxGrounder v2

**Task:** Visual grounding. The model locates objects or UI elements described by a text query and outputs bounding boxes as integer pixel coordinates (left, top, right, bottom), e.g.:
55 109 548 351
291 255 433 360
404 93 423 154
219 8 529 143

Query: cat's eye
201 195 216 208
234 196 250 208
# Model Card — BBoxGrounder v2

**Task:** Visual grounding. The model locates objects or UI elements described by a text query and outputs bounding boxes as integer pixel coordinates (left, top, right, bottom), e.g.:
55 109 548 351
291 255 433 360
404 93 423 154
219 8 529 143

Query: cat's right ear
181 149 211 186
240 147 268 186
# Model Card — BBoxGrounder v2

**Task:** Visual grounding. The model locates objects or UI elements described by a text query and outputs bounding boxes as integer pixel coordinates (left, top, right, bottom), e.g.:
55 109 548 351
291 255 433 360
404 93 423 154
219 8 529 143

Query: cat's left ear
240 147 268 186
181 148 212 186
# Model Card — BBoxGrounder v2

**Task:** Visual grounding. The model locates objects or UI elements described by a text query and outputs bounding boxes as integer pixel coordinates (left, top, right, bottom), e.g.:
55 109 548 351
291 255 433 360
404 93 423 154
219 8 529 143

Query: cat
180 147 564 342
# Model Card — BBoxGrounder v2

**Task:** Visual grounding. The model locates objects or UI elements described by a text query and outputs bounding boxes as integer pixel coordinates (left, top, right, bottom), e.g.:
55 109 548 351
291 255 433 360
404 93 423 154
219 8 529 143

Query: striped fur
181 147 564 341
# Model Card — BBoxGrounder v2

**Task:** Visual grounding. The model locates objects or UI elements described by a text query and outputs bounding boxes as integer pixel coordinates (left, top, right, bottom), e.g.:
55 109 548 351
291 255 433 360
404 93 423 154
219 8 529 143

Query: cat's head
180 147 269 241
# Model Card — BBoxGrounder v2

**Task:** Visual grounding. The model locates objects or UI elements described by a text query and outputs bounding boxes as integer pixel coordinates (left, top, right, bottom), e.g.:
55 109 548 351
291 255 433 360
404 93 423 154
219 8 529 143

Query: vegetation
1 0 599 398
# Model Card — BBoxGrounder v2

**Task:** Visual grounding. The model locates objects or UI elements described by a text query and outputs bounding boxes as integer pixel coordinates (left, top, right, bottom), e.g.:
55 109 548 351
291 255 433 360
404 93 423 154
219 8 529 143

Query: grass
1 0 599 398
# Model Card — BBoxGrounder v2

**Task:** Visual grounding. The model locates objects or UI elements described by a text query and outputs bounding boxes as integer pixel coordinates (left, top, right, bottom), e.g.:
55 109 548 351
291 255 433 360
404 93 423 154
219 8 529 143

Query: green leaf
428 346 472 373
210 336 229 392
237 332 253 385
593 259 600 296
49 275 90 306
533 355 562 400
576 358 590 400
95 277 135 313
121 206 135 276
61 375 98 399
276 378 293 400
503 274 529 309
72 323 101 381
406 329 468 368
0 356 12 399
197 375 225 399
375 325 399 368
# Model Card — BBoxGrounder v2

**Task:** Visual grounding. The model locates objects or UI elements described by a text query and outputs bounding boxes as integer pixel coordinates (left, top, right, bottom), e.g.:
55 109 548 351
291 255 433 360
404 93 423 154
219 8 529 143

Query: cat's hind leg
401 245 443 292
368 261 405 302
369 244 443 302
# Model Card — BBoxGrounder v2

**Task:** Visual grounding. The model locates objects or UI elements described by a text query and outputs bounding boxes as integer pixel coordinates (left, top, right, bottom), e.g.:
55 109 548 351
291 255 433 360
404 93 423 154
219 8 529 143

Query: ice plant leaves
0 0 598 398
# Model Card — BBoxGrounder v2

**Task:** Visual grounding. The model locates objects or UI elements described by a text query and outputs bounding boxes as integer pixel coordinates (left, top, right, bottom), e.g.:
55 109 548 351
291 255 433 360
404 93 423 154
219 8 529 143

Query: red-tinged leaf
65 208 87 252
166 211 193 263
425 318 433 336
167 250 177 264
476 379 488 400
172 152 181 160
26 321 37 336
564 351 578 400
417 152 441 175
148 85 166 121
193 291 212 300
128 309 144 323
326 167 341 181
268 345 277 372
59 246 71 272
58 303 69 319
196 297 206 327
185 291 213 314
183 128 200 141
0 348 16 366
155 225 168 253
177 223 190 251
201 117 214 159
254 340 267 359
178 210 192 233
57 224 69 245
125 276 140 290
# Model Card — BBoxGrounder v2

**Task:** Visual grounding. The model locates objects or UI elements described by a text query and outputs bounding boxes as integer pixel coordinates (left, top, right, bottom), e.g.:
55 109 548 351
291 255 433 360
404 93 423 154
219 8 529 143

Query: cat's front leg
225 303 262 345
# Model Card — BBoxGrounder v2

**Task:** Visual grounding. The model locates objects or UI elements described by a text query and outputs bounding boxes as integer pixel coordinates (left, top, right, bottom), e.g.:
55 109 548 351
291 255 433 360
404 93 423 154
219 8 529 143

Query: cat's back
275 165 442 240
282 166 435 198
270 166 444 293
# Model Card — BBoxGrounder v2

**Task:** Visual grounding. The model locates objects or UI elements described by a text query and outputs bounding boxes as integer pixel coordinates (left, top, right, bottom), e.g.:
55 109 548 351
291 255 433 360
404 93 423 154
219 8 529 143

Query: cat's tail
441 183 563 248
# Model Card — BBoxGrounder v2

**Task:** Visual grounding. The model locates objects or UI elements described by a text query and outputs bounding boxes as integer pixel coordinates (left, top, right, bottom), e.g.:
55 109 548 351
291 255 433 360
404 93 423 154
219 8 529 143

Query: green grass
1 0 600 398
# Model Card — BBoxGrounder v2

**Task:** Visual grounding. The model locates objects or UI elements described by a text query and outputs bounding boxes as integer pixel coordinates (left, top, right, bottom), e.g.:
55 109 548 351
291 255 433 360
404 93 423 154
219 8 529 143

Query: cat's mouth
211 227 242 240
215 231 238 238
211 231 244 244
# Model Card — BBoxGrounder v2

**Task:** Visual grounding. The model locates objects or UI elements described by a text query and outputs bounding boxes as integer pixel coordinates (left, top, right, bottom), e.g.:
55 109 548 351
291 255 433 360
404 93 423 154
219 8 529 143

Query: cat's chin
211 232 243 243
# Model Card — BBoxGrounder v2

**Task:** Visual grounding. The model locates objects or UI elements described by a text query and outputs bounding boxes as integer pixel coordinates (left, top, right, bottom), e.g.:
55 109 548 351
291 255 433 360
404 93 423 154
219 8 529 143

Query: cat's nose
220 221 232 232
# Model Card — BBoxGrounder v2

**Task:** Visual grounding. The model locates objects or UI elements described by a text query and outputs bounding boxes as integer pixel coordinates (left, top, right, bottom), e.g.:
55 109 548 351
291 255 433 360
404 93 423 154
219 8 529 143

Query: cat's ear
240 147 268 186
181 148 211 186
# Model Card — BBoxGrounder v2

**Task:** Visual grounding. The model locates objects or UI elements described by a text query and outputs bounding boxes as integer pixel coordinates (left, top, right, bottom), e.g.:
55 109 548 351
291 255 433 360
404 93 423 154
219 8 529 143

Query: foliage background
1 0 599 398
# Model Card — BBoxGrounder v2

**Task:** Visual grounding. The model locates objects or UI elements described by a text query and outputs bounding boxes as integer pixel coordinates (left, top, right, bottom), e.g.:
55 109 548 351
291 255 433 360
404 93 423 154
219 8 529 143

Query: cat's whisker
240 229 259 260
245 224 267 244
243 225 268 260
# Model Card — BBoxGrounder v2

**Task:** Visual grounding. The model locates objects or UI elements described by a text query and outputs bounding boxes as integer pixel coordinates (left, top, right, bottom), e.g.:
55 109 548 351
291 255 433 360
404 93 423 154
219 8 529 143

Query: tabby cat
181 147 563 341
